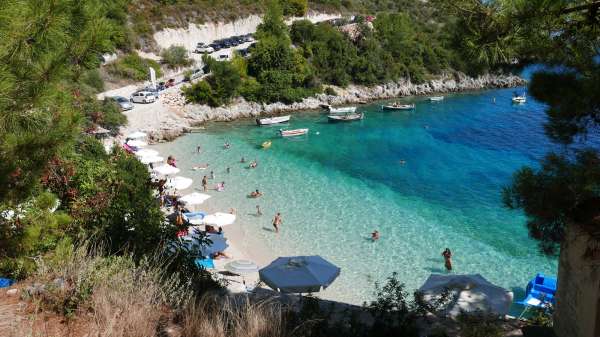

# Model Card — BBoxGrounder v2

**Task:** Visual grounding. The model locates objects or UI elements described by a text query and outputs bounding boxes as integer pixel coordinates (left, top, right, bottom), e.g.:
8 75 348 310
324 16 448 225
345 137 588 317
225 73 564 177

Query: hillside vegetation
184 0 503 106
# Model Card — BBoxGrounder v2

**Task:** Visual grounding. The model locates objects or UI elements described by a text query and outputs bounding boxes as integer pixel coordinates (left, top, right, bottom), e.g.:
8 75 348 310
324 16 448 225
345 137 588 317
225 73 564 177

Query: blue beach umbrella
259 256 340 293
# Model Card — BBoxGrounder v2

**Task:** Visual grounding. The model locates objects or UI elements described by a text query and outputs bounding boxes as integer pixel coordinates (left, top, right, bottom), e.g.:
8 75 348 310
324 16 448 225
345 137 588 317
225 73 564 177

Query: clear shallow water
154 87 558 309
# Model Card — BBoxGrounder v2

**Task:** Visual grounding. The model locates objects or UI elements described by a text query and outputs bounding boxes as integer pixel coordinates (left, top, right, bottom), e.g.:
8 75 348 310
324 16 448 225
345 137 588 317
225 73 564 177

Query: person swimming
249 160 258 169
224 142 231 149
241 157 246 163
371 230 380 241
249 189 263 198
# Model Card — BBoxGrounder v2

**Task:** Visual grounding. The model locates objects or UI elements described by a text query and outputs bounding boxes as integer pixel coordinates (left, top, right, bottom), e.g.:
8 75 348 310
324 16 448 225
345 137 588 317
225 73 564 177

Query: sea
153 74 560 311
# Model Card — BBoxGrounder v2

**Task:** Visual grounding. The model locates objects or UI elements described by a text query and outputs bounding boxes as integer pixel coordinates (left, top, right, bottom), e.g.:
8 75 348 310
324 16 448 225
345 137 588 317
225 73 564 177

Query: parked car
195 45 214 54
218 54 229 60
209 43 222 51
165 78 176 88
190 68 204 80
107 96 133 111
130 91 157 104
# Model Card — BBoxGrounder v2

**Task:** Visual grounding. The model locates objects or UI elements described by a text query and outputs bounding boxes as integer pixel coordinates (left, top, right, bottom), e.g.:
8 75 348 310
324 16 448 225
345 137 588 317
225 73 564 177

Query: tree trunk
554 223 600 337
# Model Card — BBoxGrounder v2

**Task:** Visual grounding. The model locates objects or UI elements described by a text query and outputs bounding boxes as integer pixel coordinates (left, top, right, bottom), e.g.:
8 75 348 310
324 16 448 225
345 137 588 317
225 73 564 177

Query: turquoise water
154 87 558 307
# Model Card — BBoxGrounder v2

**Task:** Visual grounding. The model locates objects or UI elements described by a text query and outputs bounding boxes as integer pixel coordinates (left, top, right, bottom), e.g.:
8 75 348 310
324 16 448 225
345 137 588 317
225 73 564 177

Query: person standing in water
256 205 262 216
226 167 230 174
196 145 202 153
442 248 453 271
272 212 282 233
210 171 215 180
202 176 208 192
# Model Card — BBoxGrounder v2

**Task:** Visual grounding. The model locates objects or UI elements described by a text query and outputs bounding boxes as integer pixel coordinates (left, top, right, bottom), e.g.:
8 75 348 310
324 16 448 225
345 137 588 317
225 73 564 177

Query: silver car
108 96 134 111
130 91 157 104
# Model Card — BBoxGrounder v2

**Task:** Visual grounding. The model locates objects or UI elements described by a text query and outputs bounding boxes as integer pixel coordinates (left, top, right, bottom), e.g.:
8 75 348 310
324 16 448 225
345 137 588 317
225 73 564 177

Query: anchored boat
328 112 364 122
324 105 357 114
512 93 526 103
381 103 415 110
429 96 444 102
256 115 291 126
279 128 309 137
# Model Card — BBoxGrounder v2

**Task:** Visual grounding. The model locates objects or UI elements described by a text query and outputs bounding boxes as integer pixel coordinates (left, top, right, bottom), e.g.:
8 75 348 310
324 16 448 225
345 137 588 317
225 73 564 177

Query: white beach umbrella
139 155 164 164
180 192 211 206
165 176 193 190
126 131 147 139
202 212 236 227
153 164 180 175
225 260 259 275
126 139 147 147
135 149 159 157
418 274 514 318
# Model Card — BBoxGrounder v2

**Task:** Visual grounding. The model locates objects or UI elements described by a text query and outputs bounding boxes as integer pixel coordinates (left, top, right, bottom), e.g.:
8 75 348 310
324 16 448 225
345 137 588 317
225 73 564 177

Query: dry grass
181 294 287 337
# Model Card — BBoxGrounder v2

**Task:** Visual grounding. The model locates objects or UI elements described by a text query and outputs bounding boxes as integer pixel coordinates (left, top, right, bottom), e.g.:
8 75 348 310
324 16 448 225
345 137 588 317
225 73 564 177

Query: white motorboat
328 112 364 122
256 115 291 126
512 94 526 103
280 128 309 137
429 96 444 101
381 103 415 110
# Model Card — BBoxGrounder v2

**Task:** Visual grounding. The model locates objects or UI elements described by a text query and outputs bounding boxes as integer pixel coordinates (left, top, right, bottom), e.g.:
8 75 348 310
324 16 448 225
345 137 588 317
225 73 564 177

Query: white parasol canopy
165 176 193 190
153 164 180 175
179 192 211 206
418 274 514 318
139 156 164 164
202 212 236 227
135 149 159 157
225 260 259 275
126 131 147 139
126 139 147 147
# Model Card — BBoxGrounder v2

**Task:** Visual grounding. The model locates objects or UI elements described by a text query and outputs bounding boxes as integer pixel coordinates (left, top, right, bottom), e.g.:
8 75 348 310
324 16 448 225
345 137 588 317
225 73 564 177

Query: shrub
106 53 162 81
457 312 504 337
80 69 105 92
161 45 192 68
324 87 337 96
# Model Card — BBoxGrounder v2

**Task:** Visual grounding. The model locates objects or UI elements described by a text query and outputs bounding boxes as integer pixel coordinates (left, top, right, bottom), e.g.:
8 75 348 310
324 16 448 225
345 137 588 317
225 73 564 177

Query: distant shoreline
117 72 526 144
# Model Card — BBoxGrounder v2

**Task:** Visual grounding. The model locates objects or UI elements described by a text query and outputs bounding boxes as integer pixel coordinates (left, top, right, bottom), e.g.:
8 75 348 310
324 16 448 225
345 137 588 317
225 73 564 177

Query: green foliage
161 45 193 68
106 53 163 81
81 69 105 92
281 0 308 16
0 0 128 204
184 57 242 106
80 97 126 132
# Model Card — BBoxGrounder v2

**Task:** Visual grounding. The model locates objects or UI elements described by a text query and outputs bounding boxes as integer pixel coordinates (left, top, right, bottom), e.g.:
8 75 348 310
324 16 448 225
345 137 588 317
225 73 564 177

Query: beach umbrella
139 155 164 164
165 176 193 190
126 139 147 147
200 233 229 257
202 212 236 227
135 149 159 157
418 274 513 318
126 131 147 139
153 164 180 175
180 192 211 206
225 260 259 275
259 256 340 293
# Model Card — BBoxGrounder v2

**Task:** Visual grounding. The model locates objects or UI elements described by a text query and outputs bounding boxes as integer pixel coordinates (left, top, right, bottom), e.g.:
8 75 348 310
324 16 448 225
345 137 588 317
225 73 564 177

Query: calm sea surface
154 83 562 310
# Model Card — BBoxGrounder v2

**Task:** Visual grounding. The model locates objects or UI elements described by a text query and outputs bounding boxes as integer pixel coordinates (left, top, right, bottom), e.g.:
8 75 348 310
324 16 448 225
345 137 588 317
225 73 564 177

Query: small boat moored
256 115 291 126
261 141 272 149
429 96 444 102
279 128 309 137
328 112 364 122
381 103 415 110
512 93 526 103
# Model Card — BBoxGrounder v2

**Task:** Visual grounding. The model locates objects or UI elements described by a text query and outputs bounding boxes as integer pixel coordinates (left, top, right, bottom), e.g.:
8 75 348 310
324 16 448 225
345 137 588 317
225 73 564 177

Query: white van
130 91 156 104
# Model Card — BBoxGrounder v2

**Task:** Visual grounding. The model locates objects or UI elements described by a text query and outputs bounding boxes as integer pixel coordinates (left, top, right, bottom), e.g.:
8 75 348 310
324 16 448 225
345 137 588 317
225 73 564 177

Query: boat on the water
256 115 291 126
328 112 364 122
429 96 444 101
325 105 357 114
512 93 526 103
261 140 272 149
381 103 415 110
280 128 309 137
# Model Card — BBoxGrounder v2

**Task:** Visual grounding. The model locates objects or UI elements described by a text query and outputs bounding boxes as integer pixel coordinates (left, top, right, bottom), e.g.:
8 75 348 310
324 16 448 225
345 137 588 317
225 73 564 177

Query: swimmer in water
371 230 380 241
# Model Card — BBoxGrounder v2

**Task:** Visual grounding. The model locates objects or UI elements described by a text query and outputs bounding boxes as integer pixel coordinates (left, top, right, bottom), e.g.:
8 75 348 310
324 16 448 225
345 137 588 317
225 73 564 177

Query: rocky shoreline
145 72 526 142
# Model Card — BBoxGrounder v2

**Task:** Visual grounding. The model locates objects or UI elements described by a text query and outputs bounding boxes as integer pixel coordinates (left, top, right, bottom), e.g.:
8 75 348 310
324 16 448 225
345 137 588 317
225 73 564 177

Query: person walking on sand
256 205 262 216
202 175 208 192
272 212 282 233
442 248 453 271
